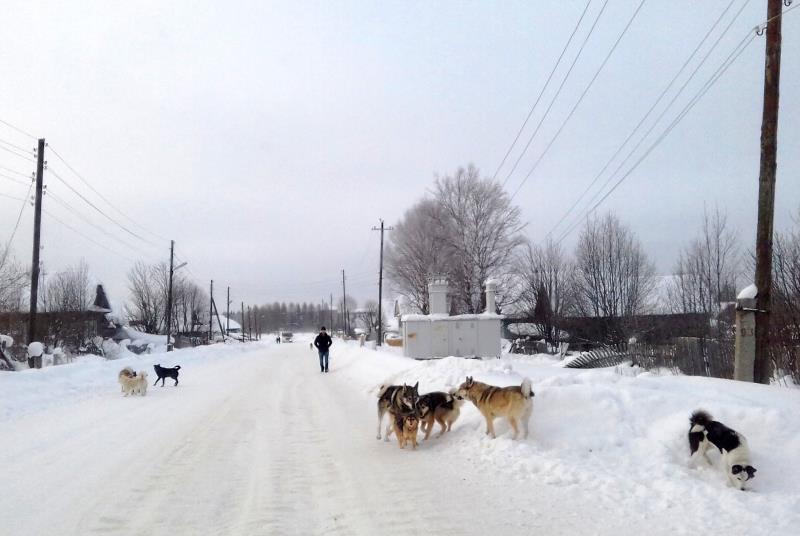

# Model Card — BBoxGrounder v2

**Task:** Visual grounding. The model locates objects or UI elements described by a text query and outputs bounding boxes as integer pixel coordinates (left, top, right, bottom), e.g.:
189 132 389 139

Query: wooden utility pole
372 219 393 346
209 280 214 343
341 270 348 336
226 286 230 336
241 302 245 341
753 0 783 384
28 138 45 347
166 240 175 351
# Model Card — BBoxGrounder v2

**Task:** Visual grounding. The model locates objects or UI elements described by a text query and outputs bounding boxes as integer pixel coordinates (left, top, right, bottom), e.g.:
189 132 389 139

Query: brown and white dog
417 389 465 440
376 383 419 441
392 413 420 449
455 376 534 440
118 367 138 396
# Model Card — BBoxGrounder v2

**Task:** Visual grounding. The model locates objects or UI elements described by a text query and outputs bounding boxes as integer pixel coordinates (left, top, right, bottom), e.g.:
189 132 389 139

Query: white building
401 278 502 359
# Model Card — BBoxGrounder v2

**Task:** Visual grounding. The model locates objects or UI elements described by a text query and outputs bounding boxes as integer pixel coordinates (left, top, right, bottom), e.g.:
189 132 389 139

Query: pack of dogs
117 364 181 397
376 376 757 490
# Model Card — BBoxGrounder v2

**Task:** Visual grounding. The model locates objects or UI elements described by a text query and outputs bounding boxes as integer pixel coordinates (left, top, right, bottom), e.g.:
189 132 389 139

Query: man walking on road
314 326 333 373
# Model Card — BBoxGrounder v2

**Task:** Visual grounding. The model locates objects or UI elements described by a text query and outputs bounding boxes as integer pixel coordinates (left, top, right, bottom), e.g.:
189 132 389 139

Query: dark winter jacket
314 332 332 352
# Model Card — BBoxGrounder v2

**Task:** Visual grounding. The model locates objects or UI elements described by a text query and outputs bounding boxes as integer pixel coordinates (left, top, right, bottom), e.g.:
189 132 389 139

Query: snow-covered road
2 338 799 535
1 341 539 535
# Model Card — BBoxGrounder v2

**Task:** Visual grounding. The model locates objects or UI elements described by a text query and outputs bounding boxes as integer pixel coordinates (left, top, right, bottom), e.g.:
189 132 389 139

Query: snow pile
329 341 800 534
0 339 270 421
738 284 758 300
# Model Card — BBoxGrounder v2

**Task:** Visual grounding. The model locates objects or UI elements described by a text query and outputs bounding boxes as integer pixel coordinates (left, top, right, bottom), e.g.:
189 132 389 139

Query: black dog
153 364 181 386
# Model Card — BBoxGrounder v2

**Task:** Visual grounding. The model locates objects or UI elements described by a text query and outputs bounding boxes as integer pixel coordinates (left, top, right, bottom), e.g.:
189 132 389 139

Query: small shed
401 278 502 359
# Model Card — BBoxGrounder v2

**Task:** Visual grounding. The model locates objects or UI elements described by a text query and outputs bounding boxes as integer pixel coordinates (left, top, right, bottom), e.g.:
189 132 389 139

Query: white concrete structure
401 278 502 359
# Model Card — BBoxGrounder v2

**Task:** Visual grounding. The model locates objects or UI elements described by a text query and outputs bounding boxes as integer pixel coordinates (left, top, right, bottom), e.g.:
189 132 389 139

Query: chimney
428 277 449 315
485 279 497 314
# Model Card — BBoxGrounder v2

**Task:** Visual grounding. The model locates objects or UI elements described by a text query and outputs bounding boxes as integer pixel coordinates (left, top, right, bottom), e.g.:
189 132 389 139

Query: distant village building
401 277 502 359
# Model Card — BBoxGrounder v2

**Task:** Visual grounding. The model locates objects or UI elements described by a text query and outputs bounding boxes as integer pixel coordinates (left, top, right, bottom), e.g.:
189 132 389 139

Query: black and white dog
153 364 181 387
689 410 756 490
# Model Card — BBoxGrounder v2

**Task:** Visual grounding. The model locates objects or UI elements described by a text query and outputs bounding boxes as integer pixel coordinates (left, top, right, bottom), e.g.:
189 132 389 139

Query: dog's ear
413 381 419 392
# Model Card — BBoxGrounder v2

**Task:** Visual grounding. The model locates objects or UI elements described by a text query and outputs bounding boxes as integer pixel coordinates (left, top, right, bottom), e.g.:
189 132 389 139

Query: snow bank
0 340 272 421
329 342 800 534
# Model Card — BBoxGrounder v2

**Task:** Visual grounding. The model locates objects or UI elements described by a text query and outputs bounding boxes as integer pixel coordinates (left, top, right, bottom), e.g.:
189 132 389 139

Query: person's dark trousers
318 350 329 372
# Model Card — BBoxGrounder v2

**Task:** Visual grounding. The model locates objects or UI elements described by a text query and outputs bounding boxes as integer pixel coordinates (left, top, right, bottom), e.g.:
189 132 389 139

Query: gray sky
1 0 798 310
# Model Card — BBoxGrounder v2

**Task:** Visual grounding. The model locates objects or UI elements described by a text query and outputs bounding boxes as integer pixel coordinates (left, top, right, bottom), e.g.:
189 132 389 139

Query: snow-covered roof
401 312 504 322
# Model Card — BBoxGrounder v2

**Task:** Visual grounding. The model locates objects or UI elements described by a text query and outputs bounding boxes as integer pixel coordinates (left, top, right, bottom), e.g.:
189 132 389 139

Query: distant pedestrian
314 326 333 373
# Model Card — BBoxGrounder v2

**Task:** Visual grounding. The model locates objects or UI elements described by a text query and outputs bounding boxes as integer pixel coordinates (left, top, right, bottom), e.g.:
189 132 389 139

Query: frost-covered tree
386 164 524 315
666 207 738 316
0 245 27 312
384 198 452 314
45 259 92 312
574 212 655 318
515 238 577 342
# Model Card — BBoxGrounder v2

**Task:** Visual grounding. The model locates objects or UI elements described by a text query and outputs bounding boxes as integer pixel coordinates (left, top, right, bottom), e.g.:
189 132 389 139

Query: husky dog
118 368 138 396
133 371 148 396
417 389 465 440
376 382 419 441
689 410 756 490
456 376 534 440
392 413 420 449
153 364 181 387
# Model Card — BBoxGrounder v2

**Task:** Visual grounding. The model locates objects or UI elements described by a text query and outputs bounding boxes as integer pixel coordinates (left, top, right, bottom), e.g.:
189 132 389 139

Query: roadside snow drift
1 336 798 535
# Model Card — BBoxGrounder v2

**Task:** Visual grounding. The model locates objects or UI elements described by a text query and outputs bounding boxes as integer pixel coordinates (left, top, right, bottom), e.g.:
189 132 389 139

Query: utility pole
166 240 175 351
209 280 214 343
753 0 783 384
28 138 45 347
247 306 252 341
241 302 245 341
226 286 231 336
372 219 393 346
341 270 348 336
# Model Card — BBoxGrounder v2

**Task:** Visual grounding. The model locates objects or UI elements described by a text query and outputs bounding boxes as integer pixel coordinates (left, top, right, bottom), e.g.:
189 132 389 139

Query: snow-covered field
1 336 798 535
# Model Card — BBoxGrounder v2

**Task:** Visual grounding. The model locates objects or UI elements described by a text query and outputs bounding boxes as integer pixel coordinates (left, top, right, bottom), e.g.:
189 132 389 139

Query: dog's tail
377 384 390 398
520 378 534 399
175 365 181 370
690 409 713 429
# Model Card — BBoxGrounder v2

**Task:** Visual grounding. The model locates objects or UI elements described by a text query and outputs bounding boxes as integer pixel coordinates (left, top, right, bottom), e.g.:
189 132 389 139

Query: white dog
133 371 148 396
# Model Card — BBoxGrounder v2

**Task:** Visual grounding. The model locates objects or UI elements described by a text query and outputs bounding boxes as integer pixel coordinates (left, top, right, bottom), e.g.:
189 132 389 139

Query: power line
552 0 757 241
491 0 593 182
46 167 162 249
43 209 137 263
47 189 146 254
0 138 33 154
0 173 31 187
0 165 32 178
501 0 612 188
545 0 742 238
554 27 759 244
509 0 648 202
47 144 168 242
0 118 36 140
0 180 34 266
0 144 35 162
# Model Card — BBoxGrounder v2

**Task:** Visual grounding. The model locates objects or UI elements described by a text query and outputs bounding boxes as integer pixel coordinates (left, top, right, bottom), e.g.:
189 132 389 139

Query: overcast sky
1 0 798 311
